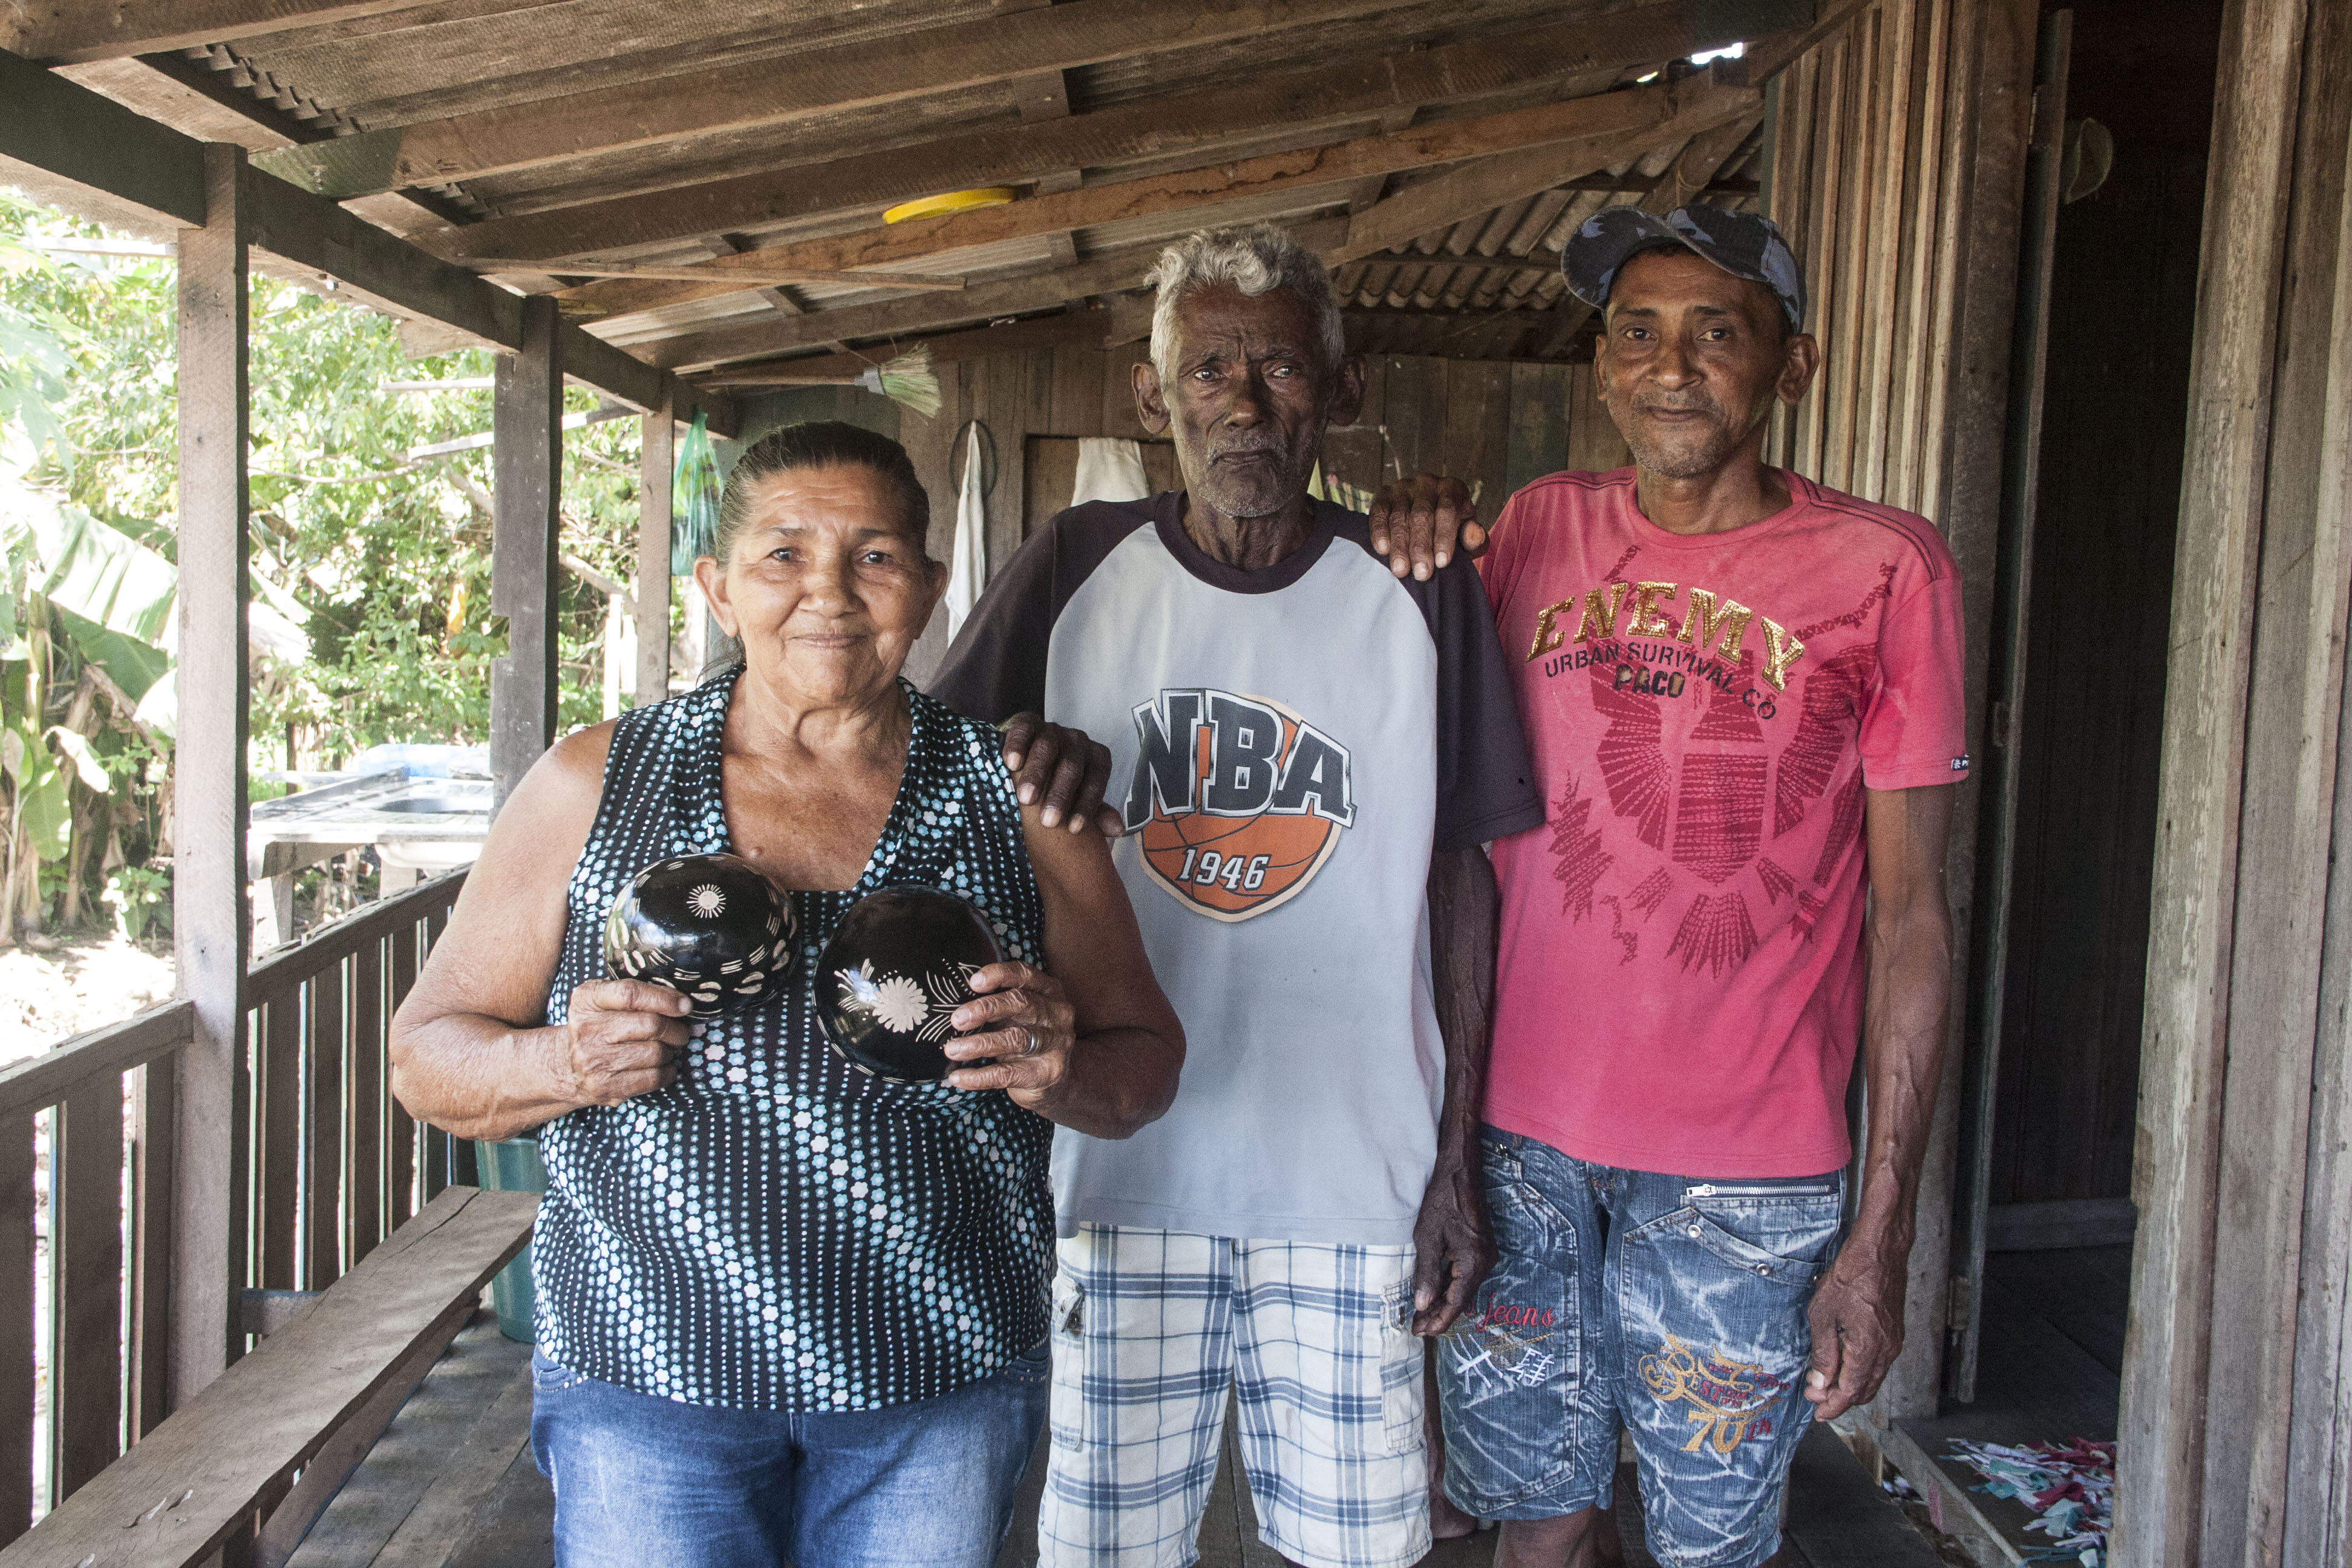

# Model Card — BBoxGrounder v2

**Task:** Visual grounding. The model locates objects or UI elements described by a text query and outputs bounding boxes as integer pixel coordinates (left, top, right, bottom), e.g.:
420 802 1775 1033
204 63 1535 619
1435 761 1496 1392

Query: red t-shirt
1478 468 1968 1178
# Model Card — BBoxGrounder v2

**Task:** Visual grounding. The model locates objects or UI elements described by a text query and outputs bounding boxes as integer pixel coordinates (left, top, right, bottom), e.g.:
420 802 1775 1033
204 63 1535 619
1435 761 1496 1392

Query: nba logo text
1122 688 1354 922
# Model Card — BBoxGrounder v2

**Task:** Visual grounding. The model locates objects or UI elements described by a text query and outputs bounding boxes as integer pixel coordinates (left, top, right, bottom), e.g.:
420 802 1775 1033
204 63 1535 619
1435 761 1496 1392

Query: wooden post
635 396 675 707
1945 2 2069 1404
489 295 561 811
171 142 250 1408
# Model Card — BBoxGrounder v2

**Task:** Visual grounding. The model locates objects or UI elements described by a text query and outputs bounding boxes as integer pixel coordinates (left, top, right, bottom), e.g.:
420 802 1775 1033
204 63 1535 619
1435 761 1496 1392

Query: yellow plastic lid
883 188 1019 224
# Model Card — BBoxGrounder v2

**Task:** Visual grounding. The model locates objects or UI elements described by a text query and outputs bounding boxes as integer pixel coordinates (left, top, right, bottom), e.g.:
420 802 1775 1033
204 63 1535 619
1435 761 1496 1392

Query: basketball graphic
1122 689 1355 922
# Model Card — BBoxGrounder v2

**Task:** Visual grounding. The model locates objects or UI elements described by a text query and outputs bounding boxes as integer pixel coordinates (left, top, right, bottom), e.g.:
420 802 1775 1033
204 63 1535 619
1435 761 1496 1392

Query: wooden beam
170 142 251 1410
489 297 561 812
238 161 524 356
1330 79 1762 262
289 0 1412 196
0 47 206 228
633 395 673 708
638 77 1749 376
1 1 452 64
4 50 727 431
650 218 1350 371
557 79 1741 322
687 312 1106 387
0 1002 195 1122
430 0 1814 264
472 260 963 290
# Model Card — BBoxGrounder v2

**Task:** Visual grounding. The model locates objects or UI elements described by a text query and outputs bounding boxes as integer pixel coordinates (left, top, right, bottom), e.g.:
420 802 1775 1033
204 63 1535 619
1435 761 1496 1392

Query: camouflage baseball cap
1562 205 1808 333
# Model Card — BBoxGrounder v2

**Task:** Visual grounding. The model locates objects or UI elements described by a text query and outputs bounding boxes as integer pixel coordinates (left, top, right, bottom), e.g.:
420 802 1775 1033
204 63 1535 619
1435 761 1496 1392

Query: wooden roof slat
426 0 1806 264
290 0 1413 197
550 70 1743 321
641 71 1753 371
1 0 452 65
1331 75 1760 261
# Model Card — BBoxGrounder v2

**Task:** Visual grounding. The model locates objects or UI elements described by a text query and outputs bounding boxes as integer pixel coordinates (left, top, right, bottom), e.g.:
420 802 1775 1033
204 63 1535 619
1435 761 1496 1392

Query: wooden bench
0 1186 538 1568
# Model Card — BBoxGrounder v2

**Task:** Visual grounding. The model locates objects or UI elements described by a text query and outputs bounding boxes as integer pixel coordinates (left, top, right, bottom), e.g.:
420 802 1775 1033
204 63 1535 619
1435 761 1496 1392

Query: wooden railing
241 870 472 1301
0 869 468 1546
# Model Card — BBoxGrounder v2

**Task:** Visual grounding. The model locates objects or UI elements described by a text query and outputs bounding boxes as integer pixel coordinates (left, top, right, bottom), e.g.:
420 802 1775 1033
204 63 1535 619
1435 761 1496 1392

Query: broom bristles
871 343 941 418
854 344 941 417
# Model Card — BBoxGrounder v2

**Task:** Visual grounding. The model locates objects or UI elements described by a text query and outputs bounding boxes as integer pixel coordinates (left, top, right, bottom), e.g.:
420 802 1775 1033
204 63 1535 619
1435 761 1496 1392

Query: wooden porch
5 0 2348 1563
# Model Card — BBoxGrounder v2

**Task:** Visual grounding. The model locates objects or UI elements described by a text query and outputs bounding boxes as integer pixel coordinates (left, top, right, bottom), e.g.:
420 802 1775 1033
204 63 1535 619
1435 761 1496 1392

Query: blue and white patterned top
532 669 1053 1410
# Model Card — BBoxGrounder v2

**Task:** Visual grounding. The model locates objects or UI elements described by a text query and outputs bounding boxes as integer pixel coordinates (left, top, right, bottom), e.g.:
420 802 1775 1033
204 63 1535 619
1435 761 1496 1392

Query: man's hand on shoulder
1001 713 1124 837
1368 473 1489 581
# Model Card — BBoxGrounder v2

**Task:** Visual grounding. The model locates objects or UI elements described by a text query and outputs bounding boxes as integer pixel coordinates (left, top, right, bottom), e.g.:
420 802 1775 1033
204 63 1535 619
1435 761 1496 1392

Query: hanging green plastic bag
671 411 720 577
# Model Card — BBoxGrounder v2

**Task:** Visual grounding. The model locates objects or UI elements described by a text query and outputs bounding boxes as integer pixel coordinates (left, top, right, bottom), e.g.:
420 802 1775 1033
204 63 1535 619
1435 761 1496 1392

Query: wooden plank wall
2118 0 2352 1561
1762 0 2040 1426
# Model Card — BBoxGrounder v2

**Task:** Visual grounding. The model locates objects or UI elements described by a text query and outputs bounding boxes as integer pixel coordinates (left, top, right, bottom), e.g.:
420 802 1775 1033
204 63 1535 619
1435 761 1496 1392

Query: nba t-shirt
1478 469 1968 1179
930 494 1541 1244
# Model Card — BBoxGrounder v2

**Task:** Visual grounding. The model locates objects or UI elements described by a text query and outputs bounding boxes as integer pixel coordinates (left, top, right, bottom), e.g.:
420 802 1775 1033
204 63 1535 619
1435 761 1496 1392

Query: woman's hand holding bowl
559 979 694 1106
944 962 1076 1111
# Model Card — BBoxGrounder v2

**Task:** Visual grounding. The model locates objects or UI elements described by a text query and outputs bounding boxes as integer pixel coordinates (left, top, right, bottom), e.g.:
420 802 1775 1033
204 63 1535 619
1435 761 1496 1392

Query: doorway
1939 0 2223 1469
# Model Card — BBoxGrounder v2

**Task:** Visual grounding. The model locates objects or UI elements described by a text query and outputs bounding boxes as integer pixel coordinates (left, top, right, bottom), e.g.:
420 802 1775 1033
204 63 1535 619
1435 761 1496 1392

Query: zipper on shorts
1682 1182 1838 1199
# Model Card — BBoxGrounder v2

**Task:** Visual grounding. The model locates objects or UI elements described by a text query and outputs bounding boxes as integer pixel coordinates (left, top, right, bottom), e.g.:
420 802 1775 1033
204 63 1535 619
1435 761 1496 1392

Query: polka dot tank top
532 669 1053 1411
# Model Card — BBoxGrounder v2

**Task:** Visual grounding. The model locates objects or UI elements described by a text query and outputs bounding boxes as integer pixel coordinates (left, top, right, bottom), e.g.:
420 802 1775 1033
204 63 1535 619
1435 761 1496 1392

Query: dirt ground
0 933 176 1066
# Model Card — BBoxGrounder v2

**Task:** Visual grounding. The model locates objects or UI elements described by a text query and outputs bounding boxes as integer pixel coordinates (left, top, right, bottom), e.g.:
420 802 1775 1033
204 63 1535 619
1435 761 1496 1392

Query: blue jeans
530 1339 1049 1567
1436 1130 1845 1568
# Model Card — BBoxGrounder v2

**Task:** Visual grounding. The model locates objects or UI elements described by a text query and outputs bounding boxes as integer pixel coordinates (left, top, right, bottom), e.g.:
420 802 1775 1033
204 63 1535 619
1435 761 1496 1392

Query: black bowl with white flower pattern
603 852 797 1020
815 883 1004 1083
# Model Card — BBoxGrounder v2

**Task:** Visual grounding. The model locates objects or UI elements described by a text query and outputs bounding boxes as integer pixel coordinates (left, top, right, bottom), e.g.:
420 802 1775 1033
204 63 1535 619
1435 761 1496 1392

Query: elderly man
931 224 1542 1568
1405 206 1966 1568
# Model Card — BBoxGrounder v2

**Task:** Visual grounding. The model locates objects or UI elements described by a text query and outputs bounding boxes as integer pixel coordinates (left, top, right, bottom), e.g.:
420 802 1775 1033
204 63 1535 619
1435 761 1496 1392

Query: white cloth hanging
1070 436 1151 509
946 422 989 639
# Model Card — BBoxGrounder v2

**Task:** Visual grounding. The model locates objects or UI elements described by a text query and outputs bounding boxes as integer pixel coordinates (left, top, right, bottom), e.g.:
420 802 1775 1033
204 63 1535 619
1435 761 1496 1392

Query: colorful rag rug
1945 1439 2114 1566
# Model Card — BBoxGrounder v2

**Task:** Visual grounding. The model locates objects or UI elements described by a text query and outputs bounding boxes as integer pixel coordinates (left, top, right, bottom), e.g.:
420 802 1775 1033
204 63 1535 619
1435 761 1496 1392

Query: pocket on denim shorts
1648 1184 1844 1292
1047 1275 1085 1452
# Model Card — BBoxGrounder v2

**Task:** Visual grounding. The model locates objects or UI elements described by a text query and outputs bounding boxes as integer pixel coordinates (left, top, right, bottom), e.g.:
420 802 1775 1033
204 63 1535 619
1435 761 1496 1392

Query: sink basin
377 792 489 815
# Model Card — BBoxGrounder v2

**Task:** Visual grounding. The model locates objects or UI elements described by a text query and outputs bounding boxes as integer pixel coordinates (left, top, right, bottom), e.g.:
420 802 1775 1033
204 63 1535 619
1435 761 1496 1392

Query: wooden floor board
286 1315 535 1568
1890 1247 2125 1566
1783 1425 1942 1567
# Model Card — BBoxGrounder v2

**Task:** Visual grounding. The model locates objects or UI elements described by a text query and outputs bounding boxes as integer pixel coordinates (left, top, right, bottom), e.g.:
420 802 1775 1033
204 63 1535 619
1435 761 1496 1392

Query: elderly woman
390 420 1183 1568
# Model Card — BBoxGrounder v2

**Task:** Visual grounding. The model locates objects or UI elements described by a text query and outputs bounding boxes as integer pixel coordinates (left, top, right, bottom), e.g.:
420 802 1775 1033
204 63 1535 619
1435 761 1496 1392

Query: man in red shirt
1428 207 1967 1568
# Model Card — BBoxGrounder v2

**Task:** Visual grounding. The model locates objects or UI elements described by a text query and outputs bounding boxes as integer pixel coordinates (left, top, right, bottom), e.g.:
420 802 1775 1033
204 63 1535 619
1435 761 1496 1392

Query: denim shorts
530 1338 1048 1567
1436 1129 1845 1568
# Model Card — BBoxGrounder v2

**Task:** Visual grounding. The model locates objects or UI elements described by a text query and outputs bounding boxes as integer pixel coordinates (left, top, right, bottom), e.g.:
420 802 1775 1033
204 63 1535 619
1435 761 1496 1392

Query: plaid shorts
1037 1226 1430 1568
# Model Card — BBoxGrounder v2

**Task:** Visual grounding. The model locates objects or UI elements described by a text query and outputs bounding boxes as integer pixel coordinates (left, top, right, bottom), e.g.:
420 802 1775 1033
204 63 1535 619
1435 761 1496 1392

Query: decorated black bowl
815 884 1004 1083
603 852 797 1020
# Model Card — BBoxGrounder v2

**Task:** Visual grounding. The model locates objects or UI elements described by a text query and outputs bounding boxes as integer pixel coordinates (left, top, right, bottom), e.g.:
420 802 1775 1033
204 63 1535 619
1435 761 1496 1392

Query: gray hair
1145 224 1346 378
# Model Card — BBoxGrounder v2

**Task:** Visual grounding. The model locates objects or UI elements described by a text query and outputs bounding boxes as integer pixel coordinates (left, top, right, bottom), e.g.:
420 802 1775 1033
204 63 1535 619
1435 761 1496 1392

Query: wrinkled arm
1413 843 1500 1334
390 726 690 1142
1805 783 1955 1417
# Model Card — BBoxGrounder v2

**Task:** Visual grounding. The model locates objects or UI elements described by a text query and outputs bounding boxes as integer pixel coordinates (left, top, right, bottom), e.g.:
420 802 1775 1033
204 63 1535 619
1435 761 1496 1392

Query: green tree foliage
0 189 654 938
